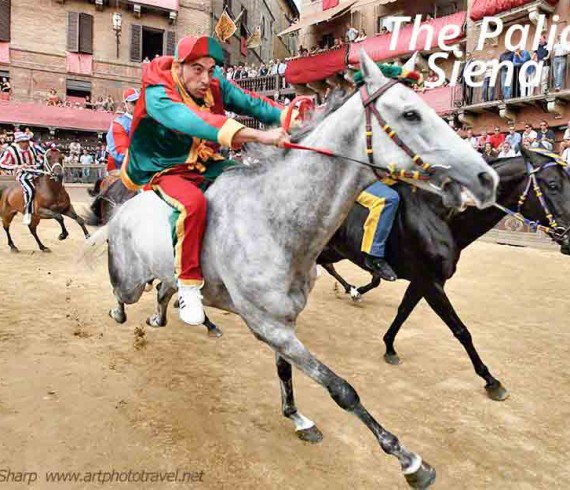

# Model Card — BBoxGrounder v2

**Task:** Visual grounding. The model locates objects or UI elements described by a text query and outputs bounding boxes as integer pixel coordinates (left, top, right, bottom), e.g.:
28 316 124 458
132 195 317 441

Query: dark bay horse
0 148 90 252
318 148 570 401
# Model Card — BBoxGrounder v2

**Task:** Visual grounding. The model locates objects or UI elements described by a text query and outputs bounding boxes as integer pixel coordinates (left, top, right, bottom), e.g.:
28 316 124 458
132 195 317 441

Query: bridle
42 148 64 179
282 80 447 182
494 152 570 243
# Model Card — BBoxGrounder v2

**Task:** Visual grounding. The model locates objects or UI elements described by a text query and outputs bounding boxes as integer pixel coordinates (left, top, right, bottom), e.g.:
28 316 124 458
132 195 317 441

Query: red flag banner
323 0 339 10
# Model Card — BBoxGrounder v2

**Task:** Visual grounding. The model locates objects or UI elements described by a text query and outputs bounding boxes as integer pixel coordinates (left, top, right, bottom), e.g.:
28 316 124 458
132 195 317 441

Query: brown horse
0 148 90 252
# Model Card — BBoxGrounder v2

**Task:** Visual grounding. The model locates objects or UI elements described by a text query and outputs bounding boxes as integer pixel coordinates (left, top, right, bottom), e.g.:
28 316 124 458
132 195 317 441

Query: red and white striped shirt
0 143 44 176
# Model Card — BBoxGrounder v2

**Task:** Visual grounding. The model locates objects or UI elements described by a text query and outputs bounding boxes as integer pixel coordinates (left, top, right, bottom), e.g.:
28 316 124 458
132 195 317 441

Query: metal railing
233 74 291 95
63 164 106 184
452 57 570 107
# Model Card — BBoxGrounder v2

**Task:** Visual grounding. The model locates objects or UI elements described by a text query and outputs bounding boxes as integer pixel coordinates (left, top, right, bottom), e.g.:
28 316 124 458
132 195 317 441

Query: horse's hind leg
109 301 127 324
276 353 322 443
243 313 435 488
28 216 50 252
146 282 176 328
62 205 90 239
3 213 19 252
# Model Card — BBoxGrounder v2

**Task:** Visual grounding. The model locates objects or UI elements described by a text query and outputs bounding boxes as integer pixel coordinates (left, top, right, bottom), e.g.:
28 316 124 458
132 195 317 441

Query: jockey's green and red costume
121 36 287 286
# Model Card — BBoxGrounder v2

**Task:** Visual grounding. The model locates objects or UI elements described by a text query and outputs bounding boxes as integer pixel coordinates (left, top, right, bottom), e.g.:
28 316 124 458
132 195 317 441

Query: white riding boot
23 213 32 226
177 281 205 325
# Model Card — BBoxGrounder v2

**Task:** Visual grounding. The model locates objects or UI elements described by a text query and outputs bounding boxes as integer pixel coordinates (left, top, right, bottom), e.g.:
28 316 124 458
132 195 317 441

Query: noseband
495 153 570 242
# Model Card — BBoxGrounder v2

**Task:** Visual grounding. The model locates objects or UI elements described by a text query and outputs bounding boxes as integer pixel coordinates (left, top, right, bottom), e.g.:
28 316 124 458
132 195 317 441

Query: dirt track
0 219 569 489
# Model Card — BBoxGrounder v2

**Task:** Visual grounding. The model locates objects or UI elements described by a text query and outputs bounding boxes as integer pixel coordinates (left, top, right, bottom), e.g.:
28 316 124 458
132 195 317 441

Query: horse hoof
485 382 509 401
10 247 19 254
404 460 436 489
84 233 91 240
296 425 323 444
146 315 165 328
109 308 126 324
58 233 68 241
349 287 362 302
41 247 51 253
207 326 223 338
384 353 401 366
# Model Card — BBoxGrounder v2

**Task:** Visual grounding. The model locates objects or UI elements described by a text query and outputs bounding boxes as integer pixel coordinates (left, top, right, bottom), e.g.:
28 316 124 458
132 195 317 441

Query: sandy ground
0 218 569 489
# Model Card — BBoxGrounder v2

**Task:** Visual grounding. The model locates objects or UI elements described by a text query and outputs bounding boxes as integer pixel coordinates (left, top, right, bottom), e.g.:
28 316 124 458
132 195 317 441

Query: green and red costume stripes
121 51 286 285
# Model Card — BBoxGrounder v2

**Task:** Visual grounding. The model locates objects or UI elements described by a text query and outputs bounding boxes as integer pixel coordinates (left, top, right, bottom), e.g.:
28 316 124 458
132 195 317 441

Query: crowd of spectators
463 33 570 105
46 89 117 112
221 59 287 80
461 120 570 163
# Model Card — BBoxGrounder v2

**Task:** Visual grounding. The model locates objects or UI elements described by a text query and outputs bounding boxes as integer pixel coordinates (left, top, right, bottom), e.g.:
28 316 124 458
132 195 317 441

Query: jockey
121 35 291 325
358 183 399 281
0 131 46 225
106 87 140 174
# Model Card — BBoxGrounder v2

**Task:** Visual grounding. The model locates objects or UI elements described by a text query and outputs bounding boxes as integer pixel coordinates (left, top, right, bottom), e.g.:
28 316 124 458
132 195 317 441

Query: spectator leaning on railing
535 119 555 150
0 77 10 93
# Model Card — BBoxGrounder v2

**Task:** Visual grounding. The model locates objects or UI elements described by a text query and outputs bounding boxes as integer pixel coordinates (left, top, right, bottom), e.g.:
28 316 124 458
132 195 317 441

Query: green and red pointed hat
174 36 224 66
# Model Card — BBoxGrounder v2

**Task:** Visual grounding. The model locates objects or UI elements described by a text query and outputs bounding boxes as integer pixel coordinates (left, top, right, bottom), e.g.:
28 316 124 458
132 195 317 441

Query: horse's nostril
478 171 495 190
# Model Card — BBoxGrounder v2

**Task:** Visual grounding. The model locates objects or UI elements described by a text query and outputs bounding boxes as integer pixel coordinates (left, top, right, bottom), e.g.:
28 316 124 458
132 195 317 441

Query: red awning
348 11 466 65
0 101 114 132
470 0 557 21
285 47 347 85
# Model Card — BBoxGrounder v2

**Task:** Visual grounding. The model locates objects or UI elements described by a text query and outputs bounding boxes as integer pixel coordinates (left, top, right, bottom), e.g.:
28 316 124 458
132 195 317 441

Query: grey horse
86 51 498 488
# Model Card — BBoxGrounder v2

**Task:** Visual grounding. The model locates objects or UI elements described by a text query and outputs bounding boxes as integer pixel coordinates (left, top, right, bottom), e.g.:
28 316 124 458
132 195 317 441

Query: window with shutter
79 13 93 54
67 12 79 52
130 24 142 62
0 0 10 43
165 30 176 56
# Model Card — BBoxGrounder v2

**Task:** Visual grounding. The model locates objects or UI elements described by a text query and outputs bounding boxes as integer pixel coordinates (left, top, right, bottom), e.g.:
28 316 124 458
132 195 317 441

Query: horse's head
43 148 65 183
357 50 498 210
518 147 570 254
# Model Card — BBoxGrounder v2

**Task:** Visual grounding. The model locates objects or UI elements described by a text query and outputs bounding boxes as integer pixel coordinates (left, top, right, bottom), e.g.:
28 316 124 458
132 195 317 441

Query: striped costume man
121 35 291 325
0 131 45 225
106 87 140 173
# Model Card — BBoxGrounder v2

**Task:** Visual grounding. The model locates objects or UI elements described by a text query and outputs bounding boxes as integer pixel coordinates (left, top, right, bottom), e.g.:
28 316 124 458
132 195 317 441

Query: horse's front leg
38 207 68 240
383 281 424 365
241 310 435 489
356 272 382 296
320 263 361 301
28 215 50 252
422 281 508 401
62 205 90 239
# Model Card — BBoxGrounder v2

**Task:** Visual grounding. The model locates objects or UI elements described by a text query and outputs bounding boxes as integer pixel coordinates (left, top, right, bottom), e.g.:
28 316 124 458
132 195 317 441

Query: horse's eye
548 182 559 191
402 110 421 122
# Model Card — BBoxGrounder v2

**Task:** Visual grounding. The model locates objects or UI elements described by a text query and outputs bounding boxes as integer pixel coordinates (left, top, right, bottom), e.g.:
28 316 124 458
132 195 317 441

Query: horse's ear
358 49 388 87
521 147 547 167
402 52 418 73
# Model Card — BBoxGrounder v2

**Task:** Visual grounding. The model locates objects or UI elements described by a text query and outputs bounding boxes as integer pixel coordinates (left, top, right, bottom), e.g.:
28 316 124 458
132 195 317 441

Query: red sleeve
112 121 130 156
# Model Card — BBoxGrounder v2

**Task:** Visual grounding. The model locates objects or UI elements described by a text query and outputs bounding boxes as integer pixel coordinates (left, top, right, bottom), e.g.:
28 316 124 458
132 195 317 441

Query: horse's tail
81 224 109 268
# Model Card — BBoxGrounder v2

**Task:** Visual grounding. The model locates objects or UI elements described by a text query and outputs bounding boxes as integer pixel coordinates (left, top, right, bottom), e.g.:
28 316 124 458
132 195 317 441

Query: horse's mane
226 89 353 175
